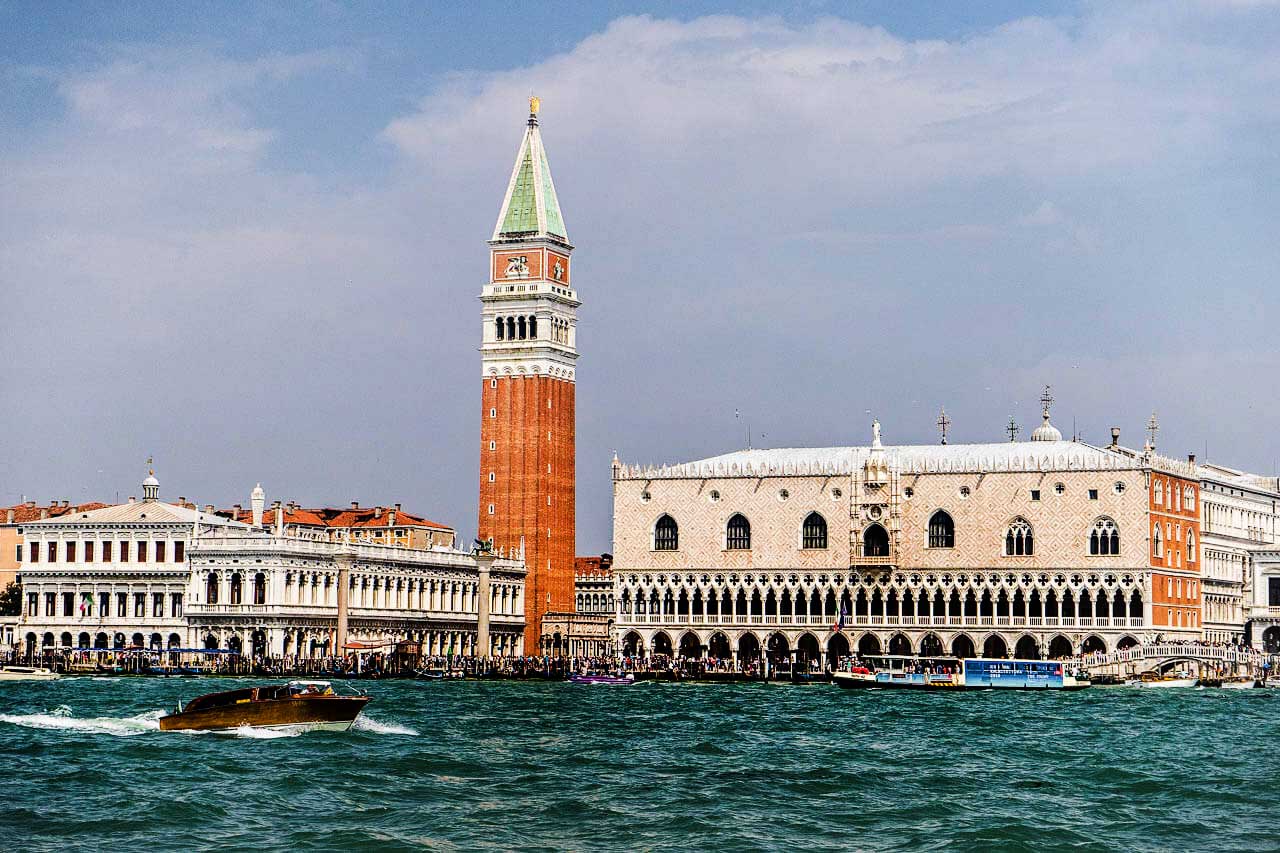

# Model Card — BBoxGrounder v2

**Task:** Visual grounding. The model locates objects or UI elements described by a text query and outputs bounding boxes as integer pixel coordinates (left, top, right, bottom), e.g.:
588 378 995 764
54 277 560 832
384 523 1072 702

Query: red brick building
1148 469 1201 632
478 99 578 649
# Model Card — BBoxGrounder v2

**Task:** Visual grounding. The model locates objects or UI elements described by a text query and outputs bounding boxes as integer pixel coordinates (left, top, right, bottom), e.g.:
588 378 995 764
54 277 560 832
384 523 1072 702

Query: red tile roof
575 554 613 577
2 502 110 524
221 504 453 532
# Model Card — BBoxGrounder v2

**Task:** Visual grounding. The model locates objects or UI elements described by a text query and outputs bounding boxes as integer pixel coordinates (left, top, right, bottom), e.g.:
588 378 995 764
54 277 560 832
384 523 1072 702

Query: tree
0 582 20 616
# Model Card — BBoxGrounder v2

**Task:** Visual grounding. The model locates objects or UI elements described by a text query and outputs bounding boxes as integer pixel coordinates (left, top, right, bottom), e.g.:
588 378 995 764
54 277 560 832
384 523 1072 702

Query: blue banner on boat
964 659 1064 688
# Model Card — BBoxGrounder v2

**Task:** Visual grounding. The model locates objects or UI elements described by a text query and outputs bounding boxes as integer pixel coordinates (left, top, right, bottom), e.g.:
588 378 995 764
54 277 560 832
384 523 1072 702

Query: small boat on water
832 656 1091 691
0 665 62 682
569 674 635 685
1218 676 1258 689
159 681 370 733
1131 671 1198 688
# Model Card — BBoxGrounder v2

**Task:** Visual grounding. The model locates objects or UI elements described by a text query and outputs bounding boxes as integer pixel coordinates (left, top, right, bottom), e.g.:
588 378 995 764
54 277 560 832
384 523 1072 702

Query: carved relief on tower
493 250 542 282
547 251 570 285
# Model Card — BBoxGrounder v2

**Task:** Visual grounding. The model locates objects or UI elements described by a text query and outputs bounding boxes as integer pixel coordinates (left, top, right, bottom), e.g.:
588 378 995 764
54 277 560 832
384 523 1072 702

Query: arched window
518 316 527 340
1004 518 1034 556
230 573 242 605
654 514 679 551
206 572 219 604
1152 523 1164 557
1089 517 1120 555
863 524 889 557
802 512 827 549
927 511 955 549
1184 486 1196 511
1154 480 1164 505
506 317 516 340
726 514 751 550
1187 528 1196 562
495 317 505 340
253 572 266 605
528 315 537 338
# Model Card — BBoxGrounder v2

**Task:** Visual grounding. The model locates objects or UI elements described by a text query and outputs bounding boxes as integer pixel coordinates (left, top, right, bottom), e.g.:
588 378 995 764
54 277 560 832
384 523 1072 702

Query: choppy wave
0 705 161 737
353 714 418 736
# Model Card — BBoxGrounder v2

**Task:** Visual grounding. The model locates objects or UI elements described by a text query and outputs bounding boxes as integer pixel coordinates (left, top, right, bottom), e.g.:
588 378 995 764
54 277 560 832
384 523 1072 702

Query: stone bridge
1078 642 1273 675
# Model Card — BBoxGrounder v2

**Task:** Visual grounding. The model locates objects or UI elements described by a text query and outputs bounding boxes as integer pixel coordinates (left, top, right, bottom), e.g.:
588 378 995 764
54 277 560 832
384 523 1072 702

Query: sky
2 0 1278 554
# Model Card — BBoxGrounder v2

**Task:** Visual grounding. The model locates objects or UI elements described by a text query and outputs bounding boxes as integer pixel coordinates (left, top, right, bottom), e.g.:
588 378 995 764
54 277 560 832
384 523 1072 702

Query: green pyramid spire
492 102 569 244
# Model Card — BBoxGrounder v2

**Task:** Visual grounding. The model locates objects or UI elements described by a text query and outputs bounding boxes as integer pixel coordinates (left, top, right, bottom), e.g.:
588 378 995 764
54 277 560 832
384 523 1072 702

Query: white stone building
184 533 526 658
15 473 246 654
611 407 1203 667
1245 549 1280 652
1197 462 1280 643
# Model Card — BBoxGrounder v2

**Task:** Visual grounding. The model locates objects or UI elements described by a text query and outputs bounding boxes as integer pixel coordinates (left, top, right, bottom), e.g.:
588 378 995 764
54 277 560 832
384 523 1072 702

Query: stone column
475 552 495 659
335 551 354 658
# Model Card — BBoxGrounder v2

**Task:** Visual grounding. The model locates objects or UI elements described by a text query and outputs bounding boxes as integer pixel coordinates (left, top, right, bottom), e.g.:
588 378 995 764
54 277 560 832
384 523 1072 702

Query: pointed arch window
726 514 751 550
654 514 678 551
1186 528 1196 562
802 512 827 549
1004 518 1034 556
1089 517 1120 555
1184 486 1196 511
863 524 889 557
928 510 955 549
1152 523 1164 558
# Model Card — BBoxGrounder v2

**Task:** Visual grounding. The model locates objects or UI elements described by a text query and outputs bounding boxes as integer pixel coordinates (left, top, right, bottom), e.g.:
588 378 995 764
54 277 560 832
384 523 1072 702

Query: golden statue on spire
529 96 540 116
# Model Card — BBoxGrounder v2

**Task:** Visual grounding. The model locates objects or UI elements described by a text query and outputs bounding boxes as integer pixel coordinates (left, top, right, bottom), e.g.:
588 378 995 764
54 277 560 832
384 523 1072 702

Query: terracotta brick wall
479 374 575 647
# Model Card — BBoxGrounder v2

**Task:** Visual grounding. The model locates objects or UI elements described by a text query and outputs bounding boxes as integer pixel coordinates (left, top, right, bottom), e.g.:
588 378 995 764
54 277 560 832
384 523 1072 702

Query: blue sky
2 1 1278 552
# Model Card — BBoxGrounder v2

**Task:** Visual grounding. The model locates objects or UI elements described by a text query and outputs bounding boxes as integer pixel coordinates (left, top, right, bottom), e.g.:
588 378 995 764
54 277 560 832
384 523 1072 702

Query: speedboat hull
160 696 369 732
569 675 634 685
1134 677 1198 688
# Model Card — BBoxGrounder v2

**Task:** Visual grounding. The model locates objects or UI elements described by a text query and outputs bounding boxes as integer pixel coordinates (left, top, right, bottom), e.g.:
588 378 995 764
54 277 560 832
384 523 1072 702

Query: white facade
1198 462 1280 644
15 482 246 653
611 418 1202 665
185 534 526 658
1246 549 1280 652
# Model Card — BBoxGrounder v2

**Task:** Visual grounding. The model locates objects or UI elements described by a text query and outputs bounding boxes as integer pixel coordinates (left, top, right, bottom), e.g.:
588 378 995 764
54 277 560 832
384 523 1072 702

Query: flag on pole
833 602 846 633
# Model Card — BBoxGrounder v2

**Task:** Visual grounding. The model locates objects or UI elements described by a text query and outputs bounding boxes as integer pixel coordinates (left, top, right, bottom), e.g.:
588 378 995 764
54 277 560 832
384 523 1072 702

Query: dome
1030 420 1063 442
143 474 159 486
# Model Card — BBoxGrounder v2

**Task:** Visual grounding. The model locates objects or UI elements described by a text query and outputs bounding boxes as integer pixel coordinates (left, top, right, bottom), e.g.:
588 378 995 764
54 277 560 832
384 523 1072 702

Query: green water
3 678 1277 852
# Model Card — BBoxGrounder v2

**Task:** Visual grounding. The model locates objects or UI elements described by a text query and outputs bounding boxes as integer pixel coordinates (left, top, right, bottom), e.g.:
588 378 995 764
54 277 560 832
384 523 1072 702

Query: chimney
204 503 215 513
127 497 135 505
40 508 49 518
61 499 69 507
388 506 397 526
5 509 13 524
233 504 243 517
351 501 359 510
25 500 34 508
1188 453 1197 464
178 496 186 505
1110 427 1120 448
273 500 284 536
374 506 383 519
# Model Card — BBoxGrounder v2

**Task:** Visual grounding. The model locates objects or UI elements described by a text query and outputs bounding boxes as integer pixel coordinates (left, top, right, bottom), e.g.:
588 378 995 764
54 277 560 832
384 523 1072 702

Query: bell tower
478 98 578 652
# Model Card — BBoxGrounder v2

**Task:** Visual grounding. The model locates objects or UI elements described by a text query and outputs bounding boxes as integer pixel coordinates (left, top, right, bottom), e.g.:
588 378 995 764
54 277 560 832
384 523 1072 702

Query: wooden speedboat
159 681 370 732
569 673 634 685
1219 676 1258 689
1133 671 1198 688
0 665 62 681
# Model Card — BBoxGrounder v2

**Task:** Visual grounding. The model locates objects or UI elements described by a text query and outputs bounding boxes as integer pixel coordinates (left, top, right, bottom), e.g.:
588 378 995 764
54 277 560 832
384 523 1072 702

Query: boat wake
352 715 418 736
0 705 162 737
229 724 302 739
